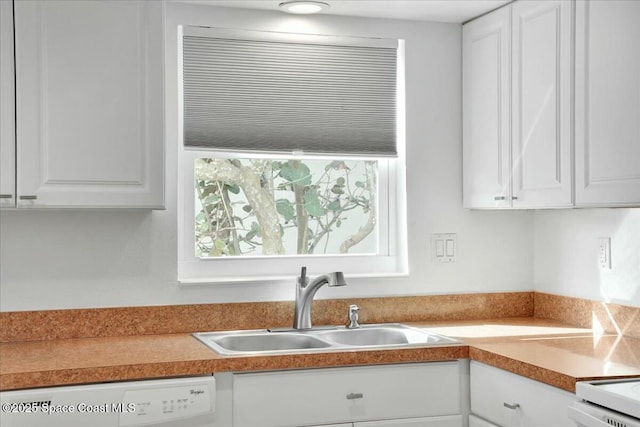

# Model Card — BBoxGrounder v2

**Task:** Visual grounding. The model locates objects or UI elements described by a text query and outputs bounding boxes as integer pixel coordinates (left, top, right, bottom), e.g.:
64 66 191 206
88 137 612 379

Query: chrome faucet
347 304 360 329
293 266 347 330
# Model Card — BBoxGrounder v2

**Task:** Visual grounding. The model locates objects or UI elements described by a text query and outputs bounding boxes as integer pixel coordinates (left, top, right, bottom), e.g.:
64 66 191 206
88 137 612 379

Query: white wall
534 208 640 307
0 3 534 311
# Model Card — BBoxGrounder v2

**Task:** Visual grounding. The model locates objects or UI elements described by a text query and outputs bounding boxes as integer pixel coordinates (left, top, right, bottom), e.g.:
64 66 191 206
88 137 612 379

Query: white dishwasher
0 375 216 427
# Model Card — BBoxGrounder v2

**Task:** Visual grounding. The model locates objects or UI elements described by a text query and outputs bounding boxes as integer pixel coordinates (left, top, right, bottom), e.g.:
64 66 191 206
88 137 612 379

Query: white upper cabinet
463 0 573 209
574 0 640 207
465 0 640 209
0 0 15 208
463 6 511 209
511 0 573 208
12 0 164 208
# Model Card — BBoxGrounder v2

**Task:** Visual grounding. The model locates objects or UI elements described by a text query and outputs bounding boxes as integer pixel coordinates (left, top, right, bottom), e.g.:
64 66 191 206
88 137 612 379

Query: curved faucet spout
293 269 347 330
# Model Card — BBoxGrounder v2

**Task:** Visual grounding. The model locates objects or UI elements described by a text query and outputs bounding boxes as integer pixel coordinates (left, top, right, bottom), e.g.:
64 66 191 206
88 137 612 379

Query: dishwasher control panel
120 383 214 426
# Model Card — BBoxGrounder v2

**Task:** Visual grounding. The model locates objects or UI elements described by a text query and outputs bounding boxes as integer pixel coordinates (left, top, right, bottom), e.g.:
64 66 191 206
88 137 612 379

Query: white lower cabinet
355 417 462 426
309 418 461 427
469 414 499 427
217 362 465 427
470 361 575 427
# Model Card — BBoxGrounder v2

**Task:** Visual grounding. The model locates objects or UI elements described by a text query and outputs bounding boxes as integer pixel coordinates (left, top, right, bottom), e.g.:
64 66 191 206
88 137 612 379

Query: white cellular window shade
182 27 398 157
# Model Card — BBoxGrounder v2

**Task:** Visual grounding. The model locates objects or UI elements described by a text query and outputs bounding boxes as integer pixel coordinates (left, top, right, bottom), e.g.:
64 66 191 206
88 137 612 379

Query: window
194 157 380 258
178 26 407 283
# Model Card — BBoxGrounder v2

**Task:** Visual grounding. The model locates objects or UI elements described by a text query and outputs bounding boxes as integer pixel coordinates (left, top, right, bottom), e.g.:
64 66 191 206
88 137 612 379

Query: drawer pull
0 194 12 199
346 392 363 400
503 402 520 410
494 196 506 200
19 195 37 200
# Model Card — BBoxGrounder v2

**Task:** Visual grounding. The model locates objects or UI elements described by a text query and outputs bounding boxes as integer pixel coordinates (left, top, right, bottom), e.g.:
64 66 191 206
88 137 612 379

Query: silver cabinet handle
494 196 506 200
0 194 13 199
504 402 520 410
512 196 518 200
346 393 363 400
19 195 37 200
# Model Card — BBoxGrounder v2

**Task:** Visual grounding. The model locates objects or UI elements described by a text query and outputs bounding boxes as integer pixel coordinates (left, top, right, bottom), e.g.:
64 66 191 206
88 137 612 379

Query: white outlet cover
598 237 611 270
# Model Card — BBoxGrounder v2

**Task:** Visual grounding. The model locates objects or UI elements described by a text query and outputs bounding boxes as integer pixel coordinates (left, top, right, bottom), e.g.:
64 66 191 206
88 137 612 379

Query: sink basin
194 324 460 355
195 331 332 355
318 324 459 347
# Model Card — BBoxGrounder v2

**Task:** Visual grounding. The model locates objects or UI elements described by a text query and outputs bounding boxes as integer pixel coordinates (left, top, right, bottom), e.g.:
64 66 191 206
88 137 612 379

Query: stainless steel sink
194 324 460 355
198 331 332 354
317 324 459 347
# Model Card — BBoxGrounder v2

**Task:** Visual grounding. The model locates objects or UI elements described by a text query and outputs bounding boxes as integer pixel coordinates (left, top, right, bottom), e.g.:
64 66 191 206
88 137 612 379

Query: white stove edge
576 379 640 420
569 401 640 427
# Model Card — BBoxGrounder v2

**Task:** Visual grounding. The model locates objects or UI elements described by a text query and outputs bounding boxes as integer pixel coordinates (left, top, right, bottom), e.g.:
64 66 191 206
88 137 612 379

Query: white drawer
469 414 500 427
233 362 462 427
356 415 463 426
470 361 575 427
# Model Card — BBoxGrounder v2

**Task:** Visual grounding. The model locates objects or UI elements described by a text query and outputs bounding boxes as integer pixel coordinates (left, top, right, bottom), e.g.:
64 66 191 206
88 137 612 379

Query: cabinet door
463 5 512 208
469 415 500 427
0 0 15 208
14 0 164 208
233 363 461 427
471 362 575 427
355 415 462 426
511 0 573 208
575 0 640 206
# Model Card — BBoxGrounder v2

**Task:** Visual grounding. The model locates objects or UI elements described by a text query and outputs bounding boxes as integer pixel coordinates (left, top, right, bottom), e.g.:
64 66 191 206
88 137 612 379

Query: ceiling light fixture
279 1 330 15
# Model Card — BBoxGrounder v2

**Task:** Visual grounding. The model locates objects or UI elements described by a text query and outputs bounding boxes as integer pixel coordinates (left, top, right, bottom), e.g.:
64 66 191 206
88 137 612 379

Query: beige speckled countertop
1 317 638 393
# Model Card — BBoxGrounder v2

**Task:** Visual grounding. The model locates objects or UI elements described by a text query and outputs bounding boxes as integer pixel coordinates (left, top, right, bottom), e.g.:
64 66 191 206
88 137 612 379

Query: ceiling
183 0 511 24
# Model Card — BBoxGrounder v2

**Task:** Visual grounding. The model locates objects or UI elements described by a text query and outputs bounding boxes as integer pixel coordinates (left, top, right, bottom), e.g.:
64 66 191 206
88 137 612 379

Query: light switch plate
432 233 456 263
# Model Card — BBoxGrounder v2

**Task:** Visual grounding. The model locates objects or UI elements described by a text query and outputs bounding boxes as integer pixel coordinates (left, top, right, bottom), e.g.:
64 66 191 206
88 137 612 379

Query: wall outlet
598 237 611 270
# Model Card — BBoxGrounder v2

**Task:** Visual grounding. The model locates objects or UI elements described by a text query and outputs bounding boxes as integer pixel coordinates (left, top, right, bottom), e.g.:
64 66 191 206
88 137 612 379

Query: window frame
176 27 408 284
